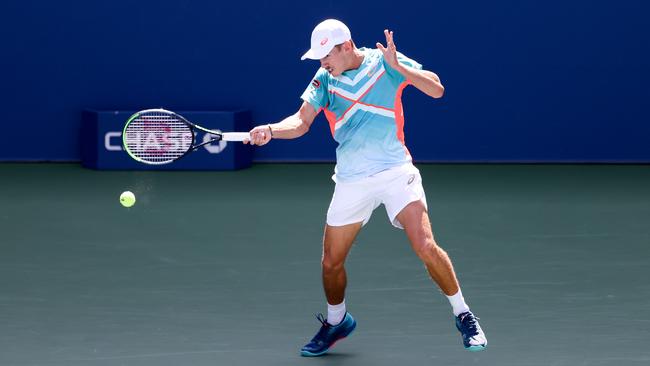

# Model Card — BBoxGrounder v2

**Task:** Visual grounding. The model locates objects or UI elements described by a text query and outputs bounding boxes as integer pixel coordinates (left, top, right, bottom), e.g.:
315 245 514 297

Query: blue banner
81 110 252 170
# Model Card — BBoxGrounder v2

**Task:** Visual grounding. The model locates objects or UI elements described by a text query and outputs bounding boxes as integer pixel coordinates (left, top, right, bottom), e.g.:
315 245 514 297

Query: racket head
122 109 195 165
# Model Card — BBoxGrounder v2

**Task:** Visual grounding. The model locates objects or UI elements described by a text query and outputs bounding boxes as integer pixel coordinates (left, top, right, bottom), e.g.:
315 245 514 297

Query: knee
321 253 345 273
412 238 445 263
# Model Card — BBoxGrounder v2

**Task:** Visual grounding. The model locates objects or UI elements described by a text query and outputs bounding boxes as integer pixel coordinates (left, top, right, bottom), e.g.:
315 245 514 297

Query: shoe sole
466 344 487 352
300 322 357 357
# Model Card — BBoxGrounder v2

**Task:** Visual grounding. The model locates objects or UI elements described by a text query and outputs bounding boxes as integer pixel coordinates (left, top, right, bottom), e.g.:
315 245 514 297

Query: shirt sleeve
300 68 330 112
383 51 423 84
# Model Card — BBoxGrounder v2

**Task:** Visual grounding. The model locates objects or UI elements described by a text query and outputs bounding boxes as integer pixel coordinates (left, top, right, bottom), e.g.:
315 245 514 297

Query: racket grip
222 132 251 142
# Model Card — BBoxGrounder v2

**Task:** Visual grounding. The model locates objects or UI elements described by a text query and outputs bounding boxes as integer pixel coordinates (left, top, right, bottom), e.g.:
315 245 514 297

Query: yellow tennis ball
120 191 136 208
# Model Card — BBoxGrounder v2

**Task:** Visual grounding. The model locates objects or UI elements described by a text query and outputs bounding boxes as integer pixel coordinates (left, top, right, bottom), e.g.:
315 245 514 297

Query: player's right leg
301 177 376 357
300 223 361 357
321 223 362 305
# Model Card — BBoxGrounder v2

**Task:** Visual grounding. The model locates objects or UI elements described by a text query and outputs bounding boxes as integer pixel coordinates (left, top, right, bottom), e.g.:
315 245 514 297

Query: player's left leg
396 201 487 351
395 200 459 295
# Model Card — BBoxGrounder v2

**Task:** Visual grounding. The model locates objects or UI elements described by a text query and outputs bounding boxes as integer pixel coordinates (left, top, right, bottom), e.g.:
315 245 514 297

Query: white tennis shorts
326 163 428 229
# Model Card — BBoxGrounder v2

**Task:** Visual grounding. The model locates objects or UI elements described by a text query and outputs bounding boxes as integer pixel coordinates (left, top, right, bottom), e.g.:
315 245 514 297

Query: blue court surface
1 163 649 366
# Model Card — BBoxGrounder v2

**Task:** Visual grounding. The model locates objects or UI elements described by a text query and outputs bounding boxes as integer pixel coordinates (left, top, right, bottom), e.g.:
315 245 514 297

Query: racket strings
124 112 193 164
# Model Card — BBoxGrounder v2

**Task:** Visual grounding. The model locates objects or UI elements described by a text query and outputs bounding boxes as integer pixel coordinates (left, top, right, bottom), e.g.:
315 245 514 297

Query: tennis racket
122 108 250 165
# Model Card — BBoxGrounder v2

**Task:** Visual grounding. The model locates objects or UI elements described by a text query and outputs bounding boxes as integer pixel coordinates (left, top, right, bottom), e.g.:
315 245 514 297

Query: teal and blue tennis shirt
301 48 423 182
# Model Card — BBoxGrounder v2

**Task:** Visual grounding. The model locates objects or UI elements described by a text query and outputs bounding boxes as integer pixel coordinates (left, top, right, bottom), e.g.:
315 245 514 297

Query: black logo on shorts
407 175 415 185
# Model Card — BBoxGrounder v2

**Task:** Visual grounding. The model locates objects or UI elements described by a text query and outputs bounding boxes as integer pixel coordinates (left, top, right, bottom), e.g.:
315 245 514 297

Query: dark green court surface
1 164 649 365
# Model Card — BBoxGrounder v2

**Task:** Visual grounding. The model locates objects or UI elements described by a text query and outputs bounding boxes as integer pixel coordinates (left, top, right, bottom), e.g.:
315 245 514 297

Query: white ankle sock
327 300 346 326
446 289 470 317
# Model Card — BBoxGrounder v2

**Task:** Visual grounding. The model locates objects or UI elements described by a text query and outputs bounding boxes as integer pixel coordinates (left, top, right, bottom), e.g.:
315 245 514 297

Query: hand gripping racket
122 108 250 165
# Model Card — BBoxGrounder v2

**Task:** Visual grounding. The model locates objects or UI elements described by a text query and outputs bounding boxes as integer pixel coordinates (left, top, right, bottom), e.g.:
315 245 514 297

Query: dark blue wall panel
1 1 648 162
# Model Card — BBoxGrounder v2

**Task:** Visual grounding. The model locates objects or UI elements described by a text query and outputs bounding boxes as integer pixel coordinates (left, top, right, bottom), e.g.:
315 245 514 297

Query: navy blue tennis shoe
455 311 487 351
300 312 356 357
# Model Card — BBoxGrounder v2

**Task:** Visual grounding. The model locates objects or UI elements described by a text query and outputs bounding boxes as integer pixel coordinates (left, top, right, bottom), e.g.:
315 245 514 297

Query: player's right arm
247 101 319 146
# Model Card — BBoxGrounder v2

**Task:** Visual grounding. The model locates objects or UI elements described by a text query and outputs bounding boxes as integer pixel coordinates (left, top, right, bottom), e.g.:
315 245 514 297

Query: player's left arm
377 29 444 99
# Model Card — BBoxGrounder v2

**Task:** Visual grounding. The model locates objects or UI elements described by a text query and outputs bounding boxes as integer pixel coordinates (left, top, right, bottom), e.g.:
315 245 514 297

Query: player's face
320 45 345 76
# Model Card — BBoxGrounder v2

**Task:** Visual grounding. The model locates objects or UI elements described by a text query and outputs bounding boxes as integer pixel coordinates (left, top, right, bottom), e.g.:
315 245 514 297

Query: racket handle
222 132 251 142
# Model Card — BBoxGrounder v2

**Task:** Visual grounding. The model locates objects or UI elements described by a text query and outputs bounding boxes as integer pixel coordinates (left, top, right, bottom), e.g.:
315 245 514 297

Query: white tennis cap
300 19 351 61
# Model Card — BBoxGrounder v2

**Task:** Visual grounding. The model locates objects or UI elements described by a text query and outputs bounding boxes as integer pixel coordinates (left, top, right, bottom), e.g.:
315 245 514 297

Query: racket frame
122 108 230 165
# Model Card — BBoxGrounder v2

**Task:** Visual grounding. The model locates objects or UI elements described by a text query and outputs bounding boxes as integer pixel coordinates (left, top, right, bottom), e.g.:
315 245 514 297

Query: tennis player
246 19 487 356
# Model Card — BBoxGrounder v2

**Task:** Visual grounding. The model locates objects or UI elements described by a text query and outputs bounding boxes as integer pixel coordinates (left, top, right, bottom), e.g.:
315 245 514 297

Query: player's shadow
310 352 358 362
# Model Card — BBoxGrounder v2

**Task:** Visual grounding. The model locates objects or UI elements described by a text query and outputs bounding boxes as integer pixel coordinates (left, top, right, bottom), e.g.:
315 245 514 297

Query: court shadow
309 352 358 362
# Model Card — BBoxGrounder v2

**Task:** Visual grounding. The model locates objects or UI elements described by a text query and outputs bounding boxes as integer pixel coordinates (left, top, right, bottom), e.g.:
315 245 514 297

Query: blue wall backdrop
1 0 648 162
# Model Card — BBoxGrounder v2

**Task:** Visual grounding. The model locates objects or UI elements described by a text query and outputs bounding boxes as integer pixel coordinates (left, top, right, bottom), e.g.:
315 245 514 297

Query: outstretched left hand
376 29 400 70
